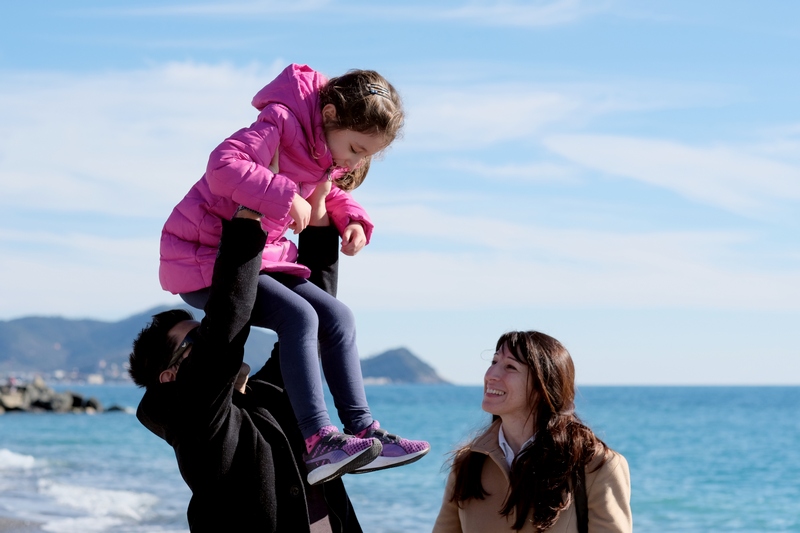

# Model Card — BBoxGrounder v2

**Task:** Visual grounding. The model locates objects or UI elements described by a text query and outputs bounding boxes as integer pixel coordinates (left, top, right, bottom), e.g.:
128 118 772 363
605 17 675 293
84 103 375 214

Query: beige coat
433 421 632 533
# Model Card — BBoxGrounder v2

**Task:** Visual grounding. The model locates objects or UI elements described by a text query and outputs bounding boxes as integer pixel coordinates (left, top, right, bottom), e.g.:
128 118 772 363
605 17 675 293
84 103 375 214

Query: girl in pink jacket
159 64 429 486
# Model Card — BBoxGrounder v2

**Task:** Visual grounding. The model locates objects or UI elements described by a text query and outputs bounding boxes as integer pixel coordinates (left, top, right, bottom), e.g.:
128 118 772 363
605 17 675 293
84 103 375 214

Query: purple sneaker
349 421 430 473
303 426 382 485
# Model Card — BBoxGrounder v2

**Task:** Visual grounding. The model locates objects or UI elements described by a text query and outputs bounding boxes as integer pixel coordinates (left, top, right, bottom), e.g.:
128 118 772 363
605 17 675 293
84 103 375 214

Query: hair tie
366 83 391 99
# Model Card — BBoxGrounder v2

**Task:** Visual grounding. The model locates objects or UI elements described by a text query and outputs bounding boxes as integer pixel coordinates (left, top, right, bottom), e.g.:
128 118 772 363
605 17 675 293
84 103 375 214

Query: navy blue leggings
182 273 373 439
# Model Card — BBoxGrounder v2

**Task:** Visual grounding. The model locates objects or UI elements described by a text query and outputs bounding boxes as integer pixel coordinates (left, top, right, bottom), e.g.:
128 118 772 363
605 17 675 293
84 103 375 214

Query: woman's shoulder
585 447 630 485
582 448 633 532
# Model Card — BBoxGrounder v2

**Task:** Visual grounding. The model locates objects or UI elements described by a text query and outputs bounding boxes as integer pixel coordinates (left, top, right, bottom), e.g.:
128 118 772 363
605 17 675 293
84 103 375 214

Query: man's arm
135 212 266 442
181 213 266 387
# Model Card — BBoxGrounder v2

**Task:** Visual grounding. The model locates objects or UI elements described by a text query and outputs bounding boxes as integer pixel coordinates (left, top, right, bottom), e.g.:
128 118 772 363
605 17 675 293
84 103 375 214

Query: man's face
162 320 250 393
159 320 200 383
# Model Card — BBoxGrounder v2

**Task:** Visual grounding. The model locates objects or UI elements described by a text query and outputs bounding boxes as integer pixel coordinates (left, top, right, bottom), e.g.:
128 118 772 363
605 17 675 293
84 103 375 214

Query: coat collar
470 419 511 482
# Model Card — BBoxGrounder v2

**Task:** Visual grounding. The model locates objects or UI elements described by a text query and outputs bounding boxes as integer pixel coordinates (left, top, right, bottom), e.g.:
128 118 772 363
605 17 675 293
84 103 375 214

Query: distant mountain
0 308 448 385
361 348 449 384
0 306 278 378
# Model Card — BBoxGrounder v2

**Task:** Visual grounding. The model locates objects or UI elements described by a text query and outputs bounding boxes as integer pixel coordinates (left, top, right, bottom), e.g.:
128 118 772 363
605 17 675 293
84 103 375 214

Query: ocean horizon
1 384 799 532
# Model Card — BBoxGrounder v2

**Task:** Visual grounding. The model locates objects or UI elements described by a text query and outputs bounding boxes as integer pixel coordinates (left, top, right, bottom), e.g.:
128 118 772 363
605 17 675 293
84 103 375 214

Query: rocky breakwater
0 377 103 414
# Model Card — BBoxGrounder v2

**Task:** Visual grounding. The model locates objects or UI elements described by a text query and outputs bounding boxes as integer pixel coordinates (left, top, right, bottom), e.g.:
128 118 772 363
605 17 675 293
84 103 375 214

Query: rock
84 397 103 411
0 389 25 410
0 378 104 413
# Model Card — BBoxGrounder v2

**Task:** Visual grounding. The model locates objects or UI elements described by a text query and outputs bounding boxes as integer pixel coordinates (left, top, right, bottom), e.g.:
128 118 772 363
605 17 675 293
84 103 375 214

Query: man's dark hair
128 309 194 388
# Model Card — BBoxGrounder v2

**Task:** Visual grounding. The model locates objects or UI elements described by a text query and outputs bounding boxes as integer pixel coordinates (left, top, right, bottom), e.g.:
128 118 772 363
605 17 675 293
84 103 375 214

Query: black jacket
137 221 360 532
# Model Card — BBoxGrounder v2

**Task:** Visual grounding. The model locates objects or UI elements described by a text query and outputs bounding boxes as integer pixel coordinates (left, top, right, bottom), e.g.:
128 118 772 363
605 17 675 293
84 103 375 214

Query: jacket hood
251 63 329 159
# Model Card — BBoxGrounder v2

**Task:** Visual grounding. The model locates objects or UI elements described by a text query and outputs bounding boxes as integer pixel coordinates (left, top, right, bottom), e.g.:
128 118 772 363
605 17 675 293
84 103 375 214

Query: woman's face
482 344 534 424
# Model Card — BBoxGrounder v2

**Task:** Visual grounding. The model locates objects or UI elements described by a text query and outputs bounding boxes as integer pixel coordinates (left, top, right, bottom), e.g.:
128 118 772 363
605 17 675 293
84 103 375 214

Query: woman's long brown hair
449 331 608 531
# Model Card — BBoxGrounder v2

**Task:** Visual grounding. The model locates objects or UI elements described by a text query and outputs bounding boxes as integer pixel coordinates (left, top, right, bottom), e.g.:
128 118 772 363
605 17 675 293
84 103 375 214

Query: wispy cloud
436 0 611 27
543 134 800 216
340 205 800 311
0 229 177 320
443 159 578 183
0 61 284 217
84 0 606 27
84 0 328 17
403 86 580 150
400 79 735 151
749 122 800 164
1 60 796 322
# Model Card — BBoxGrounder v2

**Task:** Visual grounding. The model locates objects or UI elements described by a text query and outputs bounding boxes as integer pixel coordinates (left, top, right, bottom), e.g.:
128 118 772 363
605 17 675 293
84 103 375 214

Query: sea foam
38 479 159 528
0 448 36 469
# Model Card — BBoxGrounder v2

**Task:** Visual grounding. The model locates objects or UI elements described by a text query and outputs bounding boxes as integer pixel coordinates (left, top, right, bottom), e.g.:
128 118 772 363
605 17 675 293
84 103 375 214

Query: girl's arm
341 223 366 256
307 179 332 228
325 186 374 244
205 117 300 222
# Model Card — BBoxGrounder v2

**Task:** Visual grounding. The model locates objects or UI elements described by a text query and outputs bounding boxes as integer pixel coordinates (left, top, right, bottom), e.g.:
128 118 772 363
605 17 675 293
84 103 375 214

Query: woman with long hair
433 331 632 532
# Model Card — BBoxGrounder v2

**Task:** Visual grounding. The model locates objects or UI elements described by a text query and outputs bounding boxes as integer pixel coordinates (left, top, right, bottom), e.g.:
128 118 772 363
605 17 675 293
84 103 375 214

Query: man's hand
341 222 366 256
234 207 261 221
234 363 250 394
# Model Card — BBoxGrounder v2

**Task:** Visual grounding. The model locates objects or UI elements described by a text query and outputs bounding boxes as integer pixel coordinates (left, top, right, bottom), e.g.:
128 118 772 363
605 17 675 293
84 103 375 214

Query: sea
1 384 799 532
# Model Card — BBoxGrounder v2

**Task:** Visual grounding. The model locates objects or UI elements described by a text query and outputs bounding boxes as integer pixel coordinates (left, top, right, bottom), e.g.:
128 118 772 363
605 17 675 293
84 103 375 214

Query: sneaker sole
350 446 430 474
307 440 382 486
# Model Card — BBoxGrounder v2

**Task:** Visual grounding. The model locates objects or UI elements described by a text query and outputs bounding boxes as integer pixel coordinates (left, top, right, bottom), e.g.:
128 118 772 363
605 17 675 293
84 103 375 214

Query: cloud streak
435 0 610 27
86 0 606 28
84 0 328 17
543 134 800 216
0 229 176 320
330 204 800 311
1 60 797 323
0 61 284 217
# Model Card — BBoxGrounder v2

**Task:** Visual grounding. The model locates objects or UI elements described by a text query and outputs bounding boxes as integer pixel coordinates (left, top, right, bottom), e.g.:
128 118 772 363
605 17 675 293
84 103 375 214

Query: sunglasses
166 327 198 370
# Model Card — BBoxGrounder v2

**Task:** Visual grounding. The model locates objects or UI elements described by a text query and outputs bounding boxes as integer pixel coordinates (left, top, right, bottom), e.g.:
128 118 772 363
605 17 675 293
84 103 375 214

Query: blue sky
1 1 798 384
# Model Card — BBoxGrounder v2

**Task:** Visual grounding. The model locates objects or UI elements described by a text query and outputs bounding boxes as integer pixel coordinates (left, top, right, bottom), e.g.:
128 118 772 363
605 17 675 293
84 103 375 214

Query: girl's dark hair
319 69 404 171
449 331 609 531
319 69 403 140
334 155 370 192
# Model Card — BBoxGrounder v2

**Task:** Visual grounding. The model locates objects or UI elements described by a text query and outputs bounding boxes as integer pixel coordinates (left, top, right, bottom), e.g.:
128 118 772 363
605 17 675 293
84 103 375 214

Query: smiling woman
433 331 632 533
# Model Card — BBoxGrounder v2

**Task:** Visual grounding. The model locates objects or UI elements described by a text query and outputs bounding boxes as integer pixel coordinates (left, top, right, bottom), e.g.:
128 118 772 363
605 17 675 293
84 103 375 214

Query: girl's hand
308 180 331 227
341 222 366 256
288 194 311 234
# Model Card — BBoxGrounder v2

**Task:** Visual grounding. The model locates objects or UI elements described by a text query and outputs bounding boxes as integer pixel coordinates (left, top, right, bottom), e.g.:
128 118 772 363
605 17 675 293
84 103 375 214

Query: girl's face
322 103 387 172
482 344 534 424
324 127 386 172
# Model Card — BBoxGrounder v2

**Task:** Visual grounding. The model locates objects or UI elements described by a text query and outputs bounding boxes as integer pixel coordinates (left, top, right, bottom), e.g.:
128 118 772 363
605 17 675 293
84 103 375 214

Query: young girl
159 64 429 485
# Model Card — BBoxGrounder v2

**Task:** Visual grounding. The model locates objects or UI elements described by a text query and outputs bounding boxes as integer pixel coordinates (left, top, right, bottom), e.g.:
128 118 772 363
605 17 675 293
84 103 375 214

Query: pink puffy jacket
159 64 374 294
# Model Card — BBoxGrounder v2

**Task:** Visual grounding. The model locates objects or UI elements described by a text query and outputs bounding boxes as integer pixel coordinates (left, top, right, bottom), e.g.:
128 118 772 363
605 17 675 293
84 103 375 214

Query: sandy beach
0 517 43 533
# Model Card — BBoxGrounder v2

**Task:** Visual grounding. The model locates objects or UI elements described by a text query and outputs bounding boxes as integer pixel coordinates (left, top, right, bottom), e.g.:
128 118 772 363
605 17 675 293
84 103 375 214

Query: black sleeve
181 217 267 386
297 224 340 297
202 218 267 346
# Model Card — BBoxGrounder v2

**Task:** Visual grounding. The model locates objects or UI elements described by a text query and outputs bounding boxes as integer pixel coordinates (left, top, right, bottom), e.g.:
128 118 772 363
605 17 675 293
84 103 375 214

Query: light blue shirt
497 425 535 468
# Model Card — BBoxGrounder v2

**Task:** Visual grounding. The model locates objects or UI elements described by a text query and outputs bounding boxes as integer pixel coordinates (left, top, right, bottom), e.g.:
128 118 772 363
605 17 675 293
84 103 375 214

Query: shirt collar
497 425 535 467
